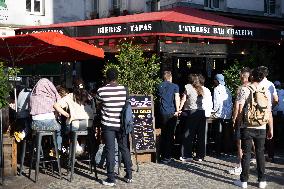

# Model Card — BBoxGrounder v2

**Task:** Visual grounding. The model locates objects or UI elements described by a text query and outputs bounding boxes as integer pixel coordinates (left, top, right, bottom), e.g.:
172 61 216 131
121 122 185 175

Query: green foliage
223 60 242 98
104 42 161 96
223 44 276 98
0 62 21 109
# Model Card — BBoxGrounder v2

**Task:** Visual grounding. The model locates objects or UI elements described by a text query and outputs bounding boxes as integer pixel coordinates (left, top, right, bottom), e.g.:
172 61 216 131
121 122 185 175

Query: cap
215 74 225 85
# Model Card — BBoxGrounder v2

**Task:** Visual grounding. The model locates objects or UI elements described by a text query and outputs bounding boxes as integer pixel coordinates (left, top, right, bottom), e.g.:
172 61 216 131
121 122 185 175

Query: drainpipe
47 0 54 24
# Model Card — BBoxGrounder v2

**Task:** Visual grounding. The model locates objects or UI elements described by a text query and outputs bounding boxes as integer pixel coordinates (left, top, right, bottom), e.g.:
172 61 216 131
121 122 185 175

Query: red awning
19 7 274 30
16 7 280 41
0 32 104 65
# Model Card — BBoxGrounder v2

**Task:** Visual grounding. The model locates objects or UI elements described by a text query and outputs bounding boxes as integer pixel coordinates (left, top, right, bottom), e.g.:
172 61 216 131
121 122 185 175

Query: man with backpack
234 67 273 189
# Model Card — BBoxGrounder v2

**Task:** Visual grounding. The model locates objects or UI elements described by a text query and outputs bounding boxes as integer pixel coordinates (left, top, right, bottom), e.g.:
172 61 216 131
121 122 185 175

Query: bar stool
68 127 98 182
28 130 61 182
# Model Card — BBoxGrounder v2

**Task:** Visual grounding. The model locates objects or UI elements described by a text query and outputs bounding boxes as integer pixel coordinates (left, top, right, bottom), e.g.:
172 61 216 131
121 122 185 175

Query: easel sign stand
129 95 156 164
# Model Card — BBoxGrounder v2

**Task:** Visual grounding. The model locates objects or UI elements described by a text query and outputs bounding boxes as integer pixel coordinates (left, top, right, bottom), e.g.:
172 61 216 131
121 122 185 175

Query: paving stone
2 153 284 189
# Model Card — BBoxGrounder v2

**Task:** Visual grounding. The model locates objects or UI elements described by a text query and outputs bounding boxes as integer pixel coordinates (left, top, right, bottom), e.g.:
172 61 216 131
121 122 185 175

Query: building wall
54 0 85 23
226 0 263 11
0 0 95 26
160 0 283 17
129 0 147 13
0 0 54 26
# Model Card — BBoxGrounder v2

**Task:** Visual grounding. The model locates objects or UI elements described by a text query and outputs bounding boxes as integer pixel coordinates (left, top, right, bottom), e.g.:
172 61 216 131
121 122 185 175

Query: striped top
96 84 127 128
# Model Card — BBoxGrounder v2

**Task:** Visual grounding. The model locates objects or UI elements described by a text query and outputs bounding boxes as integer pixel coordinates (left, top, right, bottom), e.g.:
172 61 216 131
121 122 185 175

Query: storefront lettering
226 28 253 36
97 26 122 34
178 24 254 37
130 24 152 32
19 29 64 35
213 27 225 35
179 25 210 34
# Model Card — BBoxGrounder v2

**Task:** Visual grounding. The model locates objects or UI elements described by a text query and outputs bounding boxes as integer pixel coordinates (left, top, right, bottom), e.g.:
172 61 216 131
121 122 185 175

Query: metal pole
0 109 3 185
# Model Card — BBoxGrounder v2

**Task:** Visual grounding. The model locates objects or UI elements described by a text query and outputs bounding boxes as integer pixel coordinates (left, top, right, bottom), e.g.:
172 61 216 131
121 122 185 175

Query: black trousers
181 110 206 159
160 114 177 160
103 126 132 182
240 128 266 182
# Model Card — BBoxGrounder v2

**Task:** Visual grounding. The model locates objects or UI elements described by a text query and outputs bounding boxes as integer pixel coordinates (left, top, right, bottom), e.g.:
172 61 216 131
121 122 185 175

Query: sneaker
179 157 193 162
228 166 242 175
14 131 25 142
259 181 267 188
250 158 256 165
193 157 203 162
234 180 247 188
123 177 133 183
161 158 172 164
102 179 116 186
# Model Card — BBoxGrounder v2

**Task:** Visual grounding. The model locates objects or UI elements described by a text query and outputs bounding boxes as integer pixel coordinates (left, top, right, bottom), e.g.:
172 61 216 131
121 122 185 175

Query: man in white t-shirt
258 66 278 163
233 67 273 189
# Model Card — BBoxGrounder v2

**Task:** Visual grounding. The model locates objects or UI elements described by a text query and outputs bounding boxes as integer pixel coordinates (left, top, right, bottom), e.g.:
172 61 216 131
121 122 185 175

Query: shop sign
16 21 280 41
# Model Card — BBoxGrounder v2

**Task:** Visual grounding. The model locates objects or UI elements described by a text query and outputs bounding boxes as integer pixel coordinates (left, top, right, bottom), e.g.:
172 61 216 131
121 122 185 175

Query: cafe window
26 0 45 15
204 0 220 9
264 0 277 15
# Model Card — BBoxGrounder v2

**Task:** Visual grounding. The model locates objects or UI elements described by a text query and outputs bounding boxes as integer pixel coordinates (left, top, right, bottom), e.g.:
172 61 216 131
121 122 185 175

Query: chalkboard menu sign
129 95 156 153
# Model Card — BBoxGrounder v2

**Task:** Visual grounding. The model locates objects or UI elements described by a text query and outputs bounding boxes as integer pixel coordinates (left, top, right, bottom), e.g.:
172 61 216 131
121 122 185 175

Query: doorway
171 55 226 92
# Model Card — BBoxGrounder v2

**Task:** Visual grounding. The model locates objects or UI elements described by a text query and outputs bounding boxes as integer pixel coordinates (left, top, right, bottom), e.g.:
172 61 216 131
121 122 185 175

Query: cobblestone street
2 153 284 189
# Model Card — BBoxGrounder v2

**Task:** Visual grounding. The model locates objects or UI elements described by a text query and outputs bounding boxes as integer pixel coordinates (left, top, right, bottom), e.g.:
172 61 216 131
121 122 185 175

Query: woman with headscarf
30 78 62 150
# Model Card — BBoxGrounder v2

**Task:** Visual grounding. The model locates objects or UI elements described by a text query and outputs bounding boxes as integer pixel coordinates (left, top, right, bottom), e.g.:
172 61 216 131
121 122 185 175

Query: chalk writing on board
130 96 152 107
132 108 155 152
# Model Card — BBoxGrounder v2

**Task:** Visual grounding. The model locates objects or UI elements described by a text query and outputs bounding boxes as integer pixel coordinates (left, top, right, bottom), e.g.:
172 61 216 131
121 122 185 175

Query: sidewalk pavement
2 153 284 189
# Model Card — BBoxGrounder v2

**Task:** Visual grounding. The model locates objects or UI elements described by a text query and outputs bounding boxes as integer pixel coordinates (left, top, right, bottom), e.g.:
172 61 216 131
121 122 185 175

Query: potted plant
104 42 161 162
104 42 161 96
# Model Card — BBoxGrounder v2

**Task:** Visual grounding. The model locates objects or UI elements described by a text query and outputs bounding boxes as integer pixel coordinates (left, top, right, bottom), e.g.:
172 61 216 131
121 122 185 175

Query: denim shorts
32 119 61 131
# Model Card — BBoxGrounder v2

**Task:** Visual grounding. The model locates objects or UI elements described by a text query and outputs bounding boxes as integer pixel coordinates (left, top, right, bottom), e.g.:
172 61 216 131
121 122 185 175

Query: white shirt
202 86 213 117
212 84 233 119
17 88 32 118
259 78 277 106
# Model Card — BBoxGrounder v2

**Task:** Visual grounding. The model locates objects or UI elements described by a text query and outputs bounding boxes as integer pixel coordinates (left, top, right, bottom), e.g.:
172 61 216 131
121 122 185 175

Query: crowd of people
12 68 132 186
8 65 284 188
158 66 283 189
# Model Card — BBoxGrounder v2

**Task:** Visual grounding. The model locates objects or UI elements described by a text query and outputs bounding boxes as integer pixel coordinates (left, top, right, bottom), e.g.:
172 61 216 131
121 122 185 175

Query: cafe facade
15 6 282 85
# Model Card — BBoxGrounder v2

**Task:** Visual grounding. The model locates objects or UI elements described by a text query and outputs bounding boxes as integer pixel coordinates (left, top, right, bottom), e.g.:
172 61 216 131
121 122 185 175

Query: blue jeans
103 126 132 182
32 119 62 150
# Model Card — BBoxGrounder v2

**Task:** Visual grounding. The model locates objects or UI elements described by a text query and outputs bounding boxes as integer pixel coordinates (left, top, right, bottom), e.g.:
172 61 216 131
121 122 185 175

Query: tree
104 42 161 96
223 44 276 98
0 62 20 108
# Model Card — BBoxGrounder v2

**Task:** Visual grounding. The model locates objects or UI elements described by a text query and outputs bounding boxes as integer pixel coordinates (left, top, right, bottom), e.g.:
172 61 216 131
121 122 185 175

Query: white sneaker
102 179 116 186
234 180 247 188
259 181 267 188
228 167 242 175
76 143 83 155
179 157 193 162
250 158 256 165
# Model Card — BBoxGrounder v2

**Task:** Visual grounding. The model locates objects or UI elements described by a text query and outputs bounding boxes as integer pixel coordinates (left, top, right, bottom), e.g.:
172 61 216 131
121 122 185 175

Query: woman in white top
54 79 95 131
179 74 207 162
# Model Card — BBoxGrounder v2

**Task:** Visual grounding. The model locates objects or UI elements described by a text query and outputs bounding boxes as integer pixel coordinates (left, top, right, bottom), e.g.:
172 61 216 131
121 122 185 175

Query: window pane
34 0 40 12
26 0 31 11
204 0 209 7
213 0 219 8
269 0 276 14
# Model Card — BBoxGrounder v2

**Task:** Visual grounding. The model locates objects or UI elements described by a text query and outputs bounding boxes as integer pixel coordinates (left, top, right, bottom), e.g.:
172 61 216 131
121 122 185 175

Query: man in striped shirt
96 68 132 186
